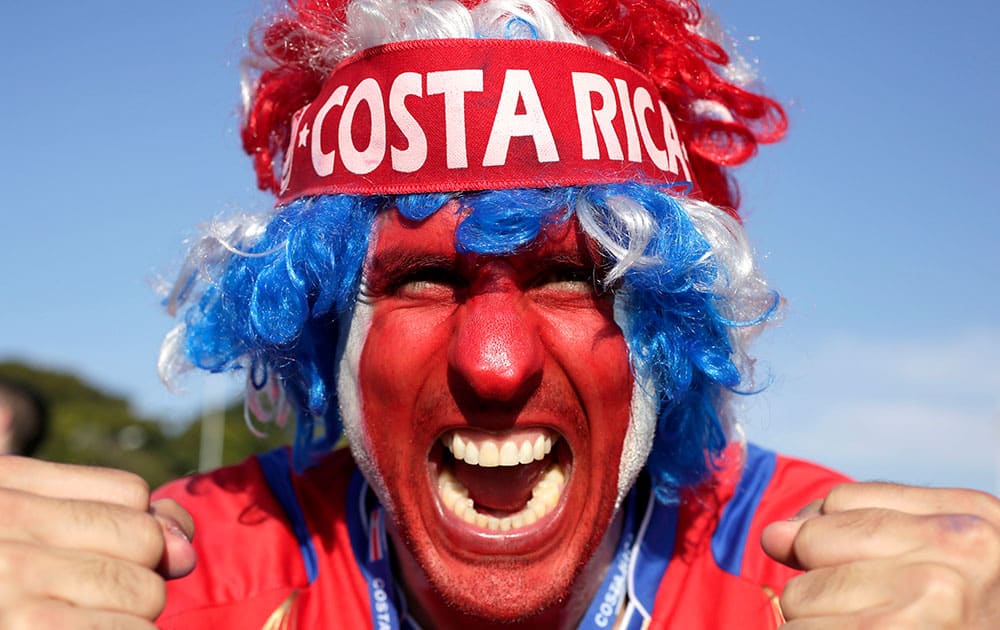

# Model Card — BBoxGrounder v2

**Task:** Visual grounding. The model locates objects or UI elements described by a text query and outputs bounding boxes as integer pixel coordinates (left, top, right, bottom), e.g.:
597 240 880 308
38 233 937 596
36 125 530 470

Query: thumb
150 498 197 579
760 498 823 570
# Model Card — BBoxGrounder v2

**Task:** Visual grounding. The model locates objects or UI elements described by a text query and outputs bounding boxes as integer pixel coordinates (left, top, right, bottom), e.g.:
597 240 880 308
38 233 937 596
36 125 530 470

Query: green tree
0 361 293 488
169 397 295 474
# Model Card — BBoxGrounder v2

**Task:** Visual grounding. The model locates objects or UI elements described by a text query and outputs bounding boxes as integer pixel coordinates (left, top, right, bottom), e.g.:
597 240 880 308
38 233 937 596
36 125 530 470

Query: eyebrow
366 247 599 280
366 248 457 278
531 253 592 267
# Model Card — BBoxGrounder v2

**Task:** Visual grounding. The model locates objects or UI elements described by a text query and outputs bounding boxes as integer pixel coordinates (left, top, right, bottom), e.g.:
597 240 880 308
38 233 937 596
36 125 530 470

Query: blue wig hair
174 183 777 503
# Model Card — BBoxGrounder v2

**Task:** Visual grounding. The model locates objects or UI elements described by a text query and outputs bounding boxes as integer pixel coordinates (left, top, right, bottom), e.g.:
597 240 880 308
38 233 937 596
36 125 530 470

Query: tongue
453 459 549 513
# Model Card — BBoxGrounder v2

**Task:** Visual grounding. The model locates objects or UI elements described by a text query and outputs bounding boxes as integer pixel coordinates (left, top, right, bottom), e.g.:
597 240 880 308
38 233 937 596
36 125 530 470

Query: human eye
391 265 467 301
362 251 466 302
530 264 597 296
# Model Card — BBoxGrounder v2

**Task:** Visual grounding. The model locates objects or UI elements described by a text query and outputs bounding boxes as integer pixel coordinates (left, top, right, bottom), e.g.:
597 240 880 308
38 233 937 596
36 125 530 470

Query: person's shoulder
648 445 849 628
154 446 357 513
675 443 848 567
685 445 849 577
704 442 851 524
753 447 852 528
734 444 851 592
154 450 271 508
155 448 359 627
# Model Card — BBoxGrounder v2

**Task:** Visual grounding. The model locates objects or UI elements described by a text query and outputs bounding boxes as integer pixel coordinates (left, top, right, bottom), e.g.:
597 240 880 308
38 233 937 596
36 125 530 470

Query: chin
378 428 622 625
414 547 584 622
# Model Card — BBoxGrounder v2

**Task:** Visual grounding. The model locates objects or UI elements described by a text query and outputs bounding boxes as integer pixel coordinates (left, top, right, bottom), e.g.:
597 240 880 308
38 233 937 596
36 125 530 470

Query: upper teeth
445 432 554 467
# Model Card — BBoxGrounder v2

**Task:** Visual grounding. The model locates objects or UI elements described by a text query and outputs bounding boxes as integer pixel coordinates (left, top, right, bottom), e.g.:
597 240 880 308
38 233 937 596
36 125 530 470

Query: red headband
277 38 696 203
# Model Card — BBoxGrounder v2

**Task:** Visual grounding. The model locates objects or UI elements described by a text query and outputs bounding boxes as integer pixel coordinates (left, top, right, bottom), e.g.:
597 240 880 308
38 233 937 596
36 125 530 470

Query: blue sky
1 1 997 493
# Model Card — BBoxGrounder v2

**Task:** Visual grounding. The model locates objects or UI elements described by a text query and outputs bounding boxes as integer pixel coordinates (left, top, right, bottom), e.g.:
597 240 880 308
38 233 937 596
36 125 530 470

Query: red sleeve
152 454 309 627
649 449 852 629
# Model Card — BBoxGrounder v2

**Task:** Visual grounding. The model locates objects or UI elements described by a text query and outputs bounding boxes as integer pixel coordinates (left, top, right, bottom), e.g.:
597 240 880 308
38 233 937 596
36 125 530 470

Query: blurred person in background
0 376 48 456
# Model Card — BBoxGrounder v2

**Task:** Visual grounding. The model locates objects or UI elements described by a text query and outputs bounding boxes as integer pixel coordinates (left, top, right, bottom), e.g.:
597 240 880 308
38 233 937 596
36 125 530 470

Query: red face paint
353 207 634 622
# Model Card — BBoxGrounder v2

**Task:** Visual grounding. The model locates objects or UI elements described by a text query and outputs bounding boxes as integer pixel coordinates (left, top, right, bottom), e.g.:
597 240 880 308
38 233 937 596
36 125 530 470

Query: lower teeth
438 465 566 532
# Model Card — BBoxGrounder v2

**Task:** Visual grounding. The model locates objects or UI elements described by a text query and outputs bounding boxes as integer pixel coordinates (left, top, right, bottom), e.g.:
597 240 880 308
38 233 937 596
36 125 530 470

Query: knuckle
127 568 167 619
0 541 29 586
64 500 164 566
137 570 167 618
0 541 16 576
65 498 122 544
907 562 966 613
857 615 922 630
132 512 166 567
854 617 889 630
927 513 1000 563
979 493 1000 521
778 574 814 617
957 489 1000 525
0 456 30 486
837 508 884 537
791 516 832 566
821 482 856 511
109 470 151 509
88 557 166 619
0 489 14 517
793 507 890 565
857 595 964 630
0 488 27 530
0 599 65 630
789 519 815 564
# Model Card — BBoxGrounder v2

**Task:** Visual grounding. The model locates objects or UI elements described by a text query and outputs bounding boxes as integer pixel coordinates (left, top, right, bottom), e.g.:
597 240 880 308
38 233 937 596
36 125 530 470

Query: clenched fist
0 456 195 629
763 482 1000 629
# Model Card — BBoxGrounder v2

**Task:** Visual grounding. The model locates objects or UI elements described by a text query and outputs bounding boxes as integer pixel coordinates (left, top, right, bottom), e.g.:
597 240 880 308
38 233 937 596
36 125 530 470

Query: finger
0 456 149 510
763 507 945 569
0 488 164 568
780 558 967 619
780 616 869 630
781 565 965 627
0 541 166 620
821 482 1000 527
761 501 823 569
780 616 882 630
760 519 802 569
781 560 890 618
765 507 1000 579
149 499 197 579
782 609 964 630
0 597 158 630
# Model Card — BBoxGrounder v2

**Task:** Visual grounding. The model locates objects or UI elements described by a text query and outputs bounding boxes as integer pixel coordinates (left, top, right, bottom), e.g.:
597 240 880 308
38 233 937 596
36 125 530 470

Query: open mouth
435 428 568 533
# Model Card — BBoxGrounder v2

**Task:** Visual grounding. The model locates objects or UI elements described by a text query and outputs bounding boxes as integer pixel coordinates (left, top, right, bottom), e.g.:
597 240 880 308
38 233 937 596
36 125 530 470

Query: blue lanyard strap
346 472 407 630
344 471 671 630
576 488 641 630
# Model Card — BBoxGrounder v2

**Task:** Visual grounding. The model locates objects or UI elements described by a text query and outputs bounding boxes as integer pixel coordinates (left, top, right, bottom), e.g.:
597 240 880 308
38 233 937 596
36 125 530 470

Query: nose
449 290 544 402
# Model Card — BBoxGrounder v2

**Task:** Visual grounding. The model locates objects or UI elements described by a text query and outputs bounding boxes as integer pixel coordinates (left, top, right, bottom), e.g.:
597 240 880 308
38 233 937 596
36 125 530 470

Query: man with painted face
0 0 997 628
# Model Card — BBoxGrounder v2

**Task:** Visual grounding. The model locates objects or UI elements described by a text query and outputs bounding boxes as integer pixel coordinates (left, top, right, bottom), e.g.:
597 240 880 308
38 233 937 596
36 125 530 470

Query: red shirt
155 444 848 629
